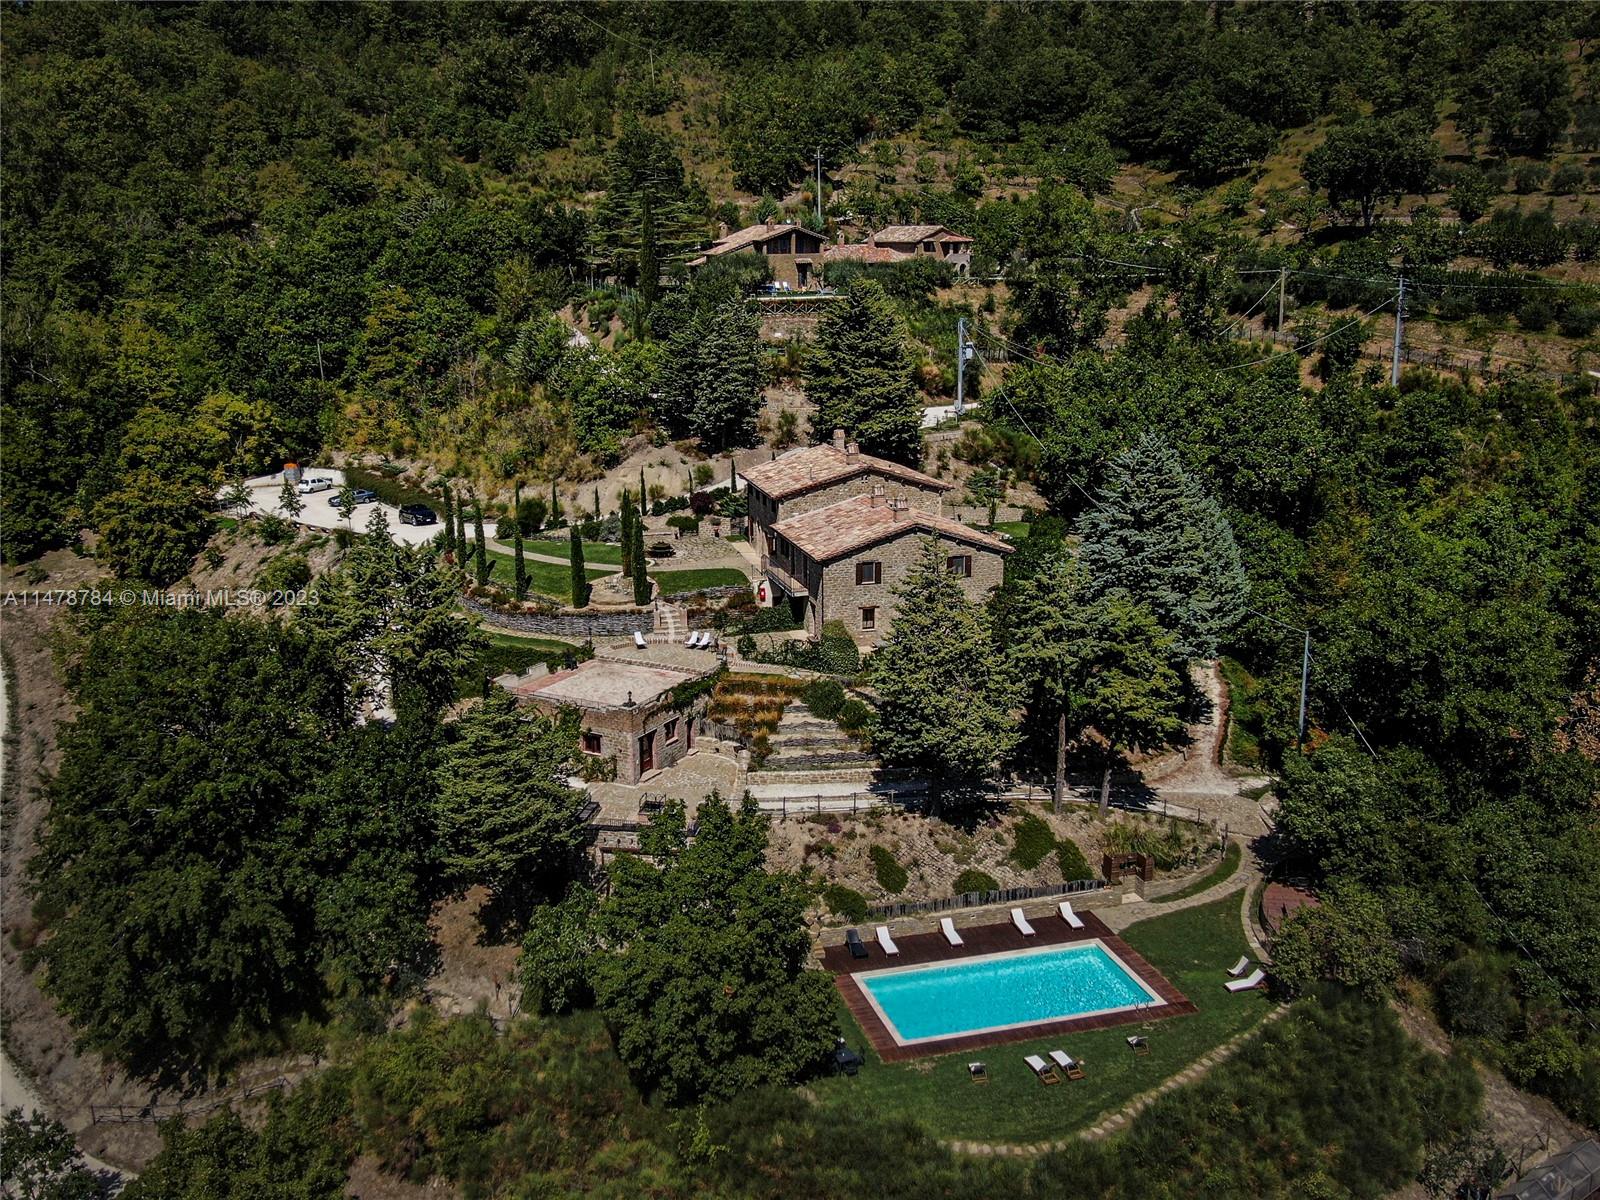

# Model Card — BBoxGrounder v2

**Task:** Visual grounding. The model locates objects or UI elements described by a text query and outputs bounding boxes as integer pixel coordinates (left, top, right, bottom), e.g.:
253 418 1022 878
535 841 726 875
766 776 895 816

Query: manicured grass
1152 842 1243 904
481 547 609 600
811 894 1272 1144
991 521 1031 539
522 536 624 565
651 567 749 595
454 633 579 698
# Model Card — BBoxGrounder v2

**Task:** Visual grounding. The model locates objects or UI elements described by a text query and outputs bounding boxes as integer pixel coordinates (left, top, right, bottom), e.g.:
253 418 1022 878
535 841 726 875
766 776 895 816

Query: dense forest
3 4 1599 1198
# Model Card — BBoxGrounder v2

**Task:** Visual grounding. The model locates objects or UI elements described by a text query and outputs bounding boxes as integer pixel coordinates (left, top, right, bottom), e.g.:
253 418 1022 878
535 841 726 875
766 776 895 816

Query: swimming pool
855 940 1164 1045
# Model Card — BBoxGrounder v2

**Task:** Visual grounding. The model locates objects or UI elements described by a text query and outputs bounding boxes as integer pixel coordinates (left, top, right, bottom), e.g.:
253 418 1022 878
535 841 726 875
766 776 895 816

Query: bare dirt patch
425 887 521 1025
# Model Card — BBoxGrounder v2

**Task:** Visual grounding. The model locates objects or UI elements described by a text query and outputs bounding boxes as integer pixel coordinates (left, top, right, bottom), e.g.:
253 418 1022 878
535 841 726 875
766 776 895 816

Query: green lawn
811 893 1272 1144
1152 842 1243 904
991 521 1031 540
652 567 749 595
455 632 580 698
521 536 624 566
482 547 610 599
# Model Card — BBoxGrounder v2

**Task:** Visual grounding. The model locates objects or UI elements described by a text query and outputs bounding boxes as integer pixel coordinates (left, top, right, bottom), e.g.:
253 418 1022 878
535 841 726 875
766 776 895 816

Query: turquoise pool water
857 941 1162 1044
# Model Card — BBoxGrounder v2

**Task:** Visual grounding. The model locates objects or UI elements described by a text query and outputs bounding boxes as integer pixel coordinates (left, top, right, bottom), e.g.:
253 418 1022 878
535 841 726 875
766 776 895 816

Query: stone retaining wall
462 595 655 639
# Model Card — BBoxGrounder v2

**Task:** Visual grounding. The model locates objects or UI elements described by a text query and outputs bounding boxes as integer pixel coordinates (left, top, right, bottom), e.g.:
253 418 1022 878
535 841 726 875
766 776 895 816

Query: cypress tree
441 487 456 559
620 489 635 576
471 492 489 587
1075 433 1249 659
570 527 589 607
593 485 601 521
639 466 647 514
512 484 529 600
550 480 561 529
631 513 651 605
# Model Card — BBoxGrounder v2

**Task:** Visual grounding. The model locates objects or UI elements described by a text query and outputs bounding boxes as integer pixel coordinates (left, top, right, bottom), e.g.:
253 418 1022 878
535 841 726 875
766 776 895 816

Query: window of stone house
947 554 972 577
855 560 881 585
860 606 877 630
664 718 679 743
582 732 603 754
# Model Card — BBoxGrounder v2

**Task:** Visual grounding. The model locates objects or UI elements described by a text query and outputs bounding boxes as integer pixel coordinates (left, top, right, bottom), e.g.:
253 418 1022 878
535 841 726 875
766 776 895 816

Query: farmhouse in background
742 430 1009 646
857 224 974 274
687 221 830 290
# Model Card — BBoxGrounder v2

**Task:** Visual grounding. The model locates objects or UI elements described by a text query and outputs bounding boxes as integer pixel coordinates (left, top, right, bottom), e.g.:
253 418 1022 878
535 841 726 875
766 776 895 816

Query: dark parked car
398 503 437 526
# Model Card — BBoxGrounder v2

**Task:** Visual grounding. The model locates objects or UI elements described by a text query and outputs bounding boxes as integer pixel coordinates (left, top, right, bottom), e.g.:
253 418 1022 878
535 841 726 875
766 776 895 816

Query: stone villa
742 430 1010 646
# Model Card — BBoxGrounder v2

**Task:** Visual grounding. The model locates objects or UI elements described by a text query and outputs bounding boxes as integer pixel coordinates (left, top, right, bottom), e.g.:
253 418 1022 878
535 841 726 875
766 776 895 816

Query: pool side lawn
523 536 624 565
810 892 1272 1145
482 547 610 599
651 567 749 594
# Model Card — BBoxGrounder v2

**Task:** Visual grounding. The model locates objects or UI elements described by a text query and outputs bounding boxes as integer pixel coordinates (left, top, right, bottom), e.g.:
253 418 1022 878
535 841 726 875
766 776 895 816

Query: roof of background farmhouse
741 441 952 501
697 222 825 257
771 492 1010 563
871 225 974 244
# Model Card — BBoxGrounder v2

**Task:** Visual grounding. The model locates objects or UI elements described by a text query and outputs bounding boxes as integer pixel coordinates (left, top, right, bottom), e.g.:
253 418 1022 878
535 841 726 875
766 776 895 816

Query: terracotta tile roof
823 242 905 264
871 224 974 245
741 443 951 501
772 493 1011 563
699 222 825 258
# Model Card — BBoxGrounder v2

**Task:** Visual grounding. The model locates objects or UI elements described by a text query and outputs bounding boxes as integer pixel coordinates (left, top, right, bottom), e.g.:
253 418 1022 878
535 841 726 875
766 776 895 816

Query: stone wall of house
461 596 653 639
773 470 945 523
818 529 1005 647
520 694 703 784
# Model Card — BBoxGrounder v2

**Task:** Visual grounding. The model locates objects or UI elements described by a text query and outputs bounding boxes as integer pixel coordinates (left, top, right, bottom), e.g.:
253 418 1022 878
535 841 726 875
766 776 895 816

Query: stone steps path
941 1005 1290 1158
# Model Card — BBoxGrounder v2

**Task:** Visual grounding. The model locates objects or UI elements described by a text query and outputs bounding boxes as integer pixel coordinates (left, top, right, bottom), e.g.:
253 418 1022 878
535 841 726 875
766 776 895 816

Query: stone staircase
751 704 885 783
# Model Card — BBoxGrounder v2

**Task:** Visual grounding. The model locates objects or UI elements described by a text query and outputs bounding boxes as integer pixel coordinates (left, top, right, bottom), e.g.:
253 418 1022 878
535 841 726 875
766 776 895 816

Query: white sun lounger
1226 955 1252 977
633 630 648 649
683 631 698 647
1048 1049 1083 1078
1225 968 1265 992
1058 900 1085 930
1011 907 1036 937
875 925 899 956
1024 1054 1059 1083
941 917 964 947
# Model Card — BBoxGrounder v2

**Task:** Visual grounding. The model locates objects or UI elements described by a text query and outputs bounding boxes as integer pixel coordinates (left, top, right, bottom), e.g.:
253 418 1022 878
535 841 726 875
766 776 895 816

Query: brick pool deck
823 910 1196 1063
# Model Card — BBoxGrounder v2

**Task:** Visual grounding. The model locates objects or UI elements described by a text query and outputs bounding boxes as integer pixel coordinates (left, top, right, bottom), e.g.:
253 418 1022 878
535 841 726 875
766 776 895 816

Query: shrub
1270 885 1400 1000
728 606 799 635
1512 161 1551 194
1551 163 1587 195
822 883 868 923
256 553 311 600
689 490 716 516
802 679 845 720
666 514 700 534
1436 951 1519 1040
818 620 860 675
869 846 908 894
1008 813 1057 870
1056 839 1095 882
952 869 999 895
1516 296 1556 331
257 514 295 545
836 698 872 734
736 633 756 658
1558 304 1600 338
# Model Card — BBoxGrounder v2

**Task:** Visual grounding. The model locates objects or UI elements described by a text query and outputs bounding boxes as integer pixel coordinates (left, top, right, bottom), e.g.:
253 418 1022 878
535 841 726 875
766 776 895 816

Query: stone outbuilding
502 649 719 784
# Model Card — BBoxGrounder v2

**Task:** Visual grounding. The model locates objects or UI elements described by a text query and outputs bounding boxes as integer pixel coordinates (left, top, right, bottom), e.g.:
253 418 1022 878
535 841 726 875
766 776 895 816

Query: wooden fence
90 1076 291 1125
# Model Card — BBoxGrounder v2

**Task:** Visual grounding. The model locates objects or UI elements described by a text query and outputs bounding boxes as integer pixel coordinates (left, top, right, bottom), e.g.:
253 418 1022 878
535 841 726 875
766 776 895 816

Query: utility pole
1276 267 1287 334
1297 629 1311 746
955 317 966 417
1391 275 1406 386
814 147 824 225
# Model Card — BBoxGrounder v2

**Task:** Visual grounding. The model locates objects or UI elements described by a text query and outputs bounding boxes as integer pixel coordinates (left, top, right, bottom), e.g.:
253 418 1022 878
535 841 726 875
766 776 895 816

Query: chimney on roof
871 483 885 505
832 428 847 452
888 497 908 517
845 441 859 458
